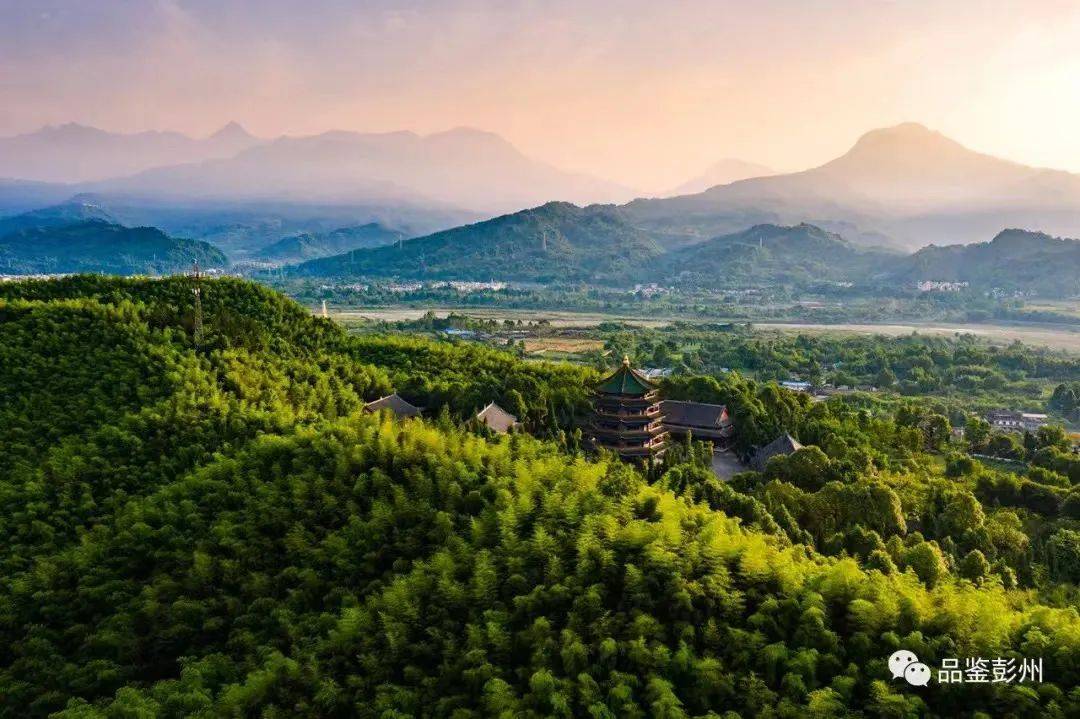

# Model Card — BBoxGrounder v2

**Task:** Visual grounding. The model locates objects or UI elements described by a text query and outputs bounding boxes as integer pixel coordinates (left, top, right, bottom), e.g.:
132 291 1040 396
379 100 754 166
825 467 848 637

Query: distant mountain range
0 122 261 184
0 197 1076 297
625 123 1080 250
0 192 472 261
3 120 1080 288
257 223 406 263
0 123 632 216
666 159 776 196
85 127 633 213
287 201 1079 296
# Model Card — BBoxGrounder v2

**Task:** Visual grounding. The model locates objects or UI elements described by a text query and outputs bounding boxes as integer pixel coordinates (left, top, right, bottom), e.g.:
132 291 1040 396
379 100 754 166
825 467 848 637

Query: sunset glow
3 1 1080 191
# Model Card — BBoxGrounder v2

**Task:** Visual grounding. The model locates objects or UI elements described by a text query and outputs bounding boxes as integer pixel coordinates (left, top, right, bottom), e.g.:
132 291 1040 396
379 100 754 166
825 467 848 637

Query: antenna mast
192 260 204 347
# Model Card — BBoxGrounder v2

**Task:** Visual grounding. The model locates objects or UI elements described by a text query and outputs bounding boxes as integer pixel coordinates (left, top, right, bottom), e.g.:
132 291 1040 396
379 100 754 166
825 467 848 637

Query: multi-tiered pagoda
588 357 667 461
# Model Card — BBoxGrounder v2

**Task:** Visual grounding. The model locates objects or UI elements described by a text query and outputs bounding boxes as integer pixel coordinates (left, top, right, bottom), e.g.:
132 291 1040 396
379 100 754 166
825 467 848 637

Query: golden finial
622 355 631 366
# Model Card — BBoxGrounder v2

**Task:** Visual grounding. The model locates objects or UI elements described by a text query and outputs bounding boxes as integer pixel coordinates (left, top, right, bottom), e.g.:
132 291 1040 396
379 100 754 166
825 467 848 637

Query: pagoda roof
596 357 658 396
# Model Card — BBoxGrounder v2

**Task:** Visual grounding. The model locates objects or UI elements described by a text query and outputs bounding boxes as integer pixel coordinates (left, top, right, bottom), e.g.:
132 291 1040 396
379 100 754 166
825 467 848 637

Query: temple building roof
660 400 730 428
476 402 519 434
750 433 803 471
596 356 658 396
363 393 423 419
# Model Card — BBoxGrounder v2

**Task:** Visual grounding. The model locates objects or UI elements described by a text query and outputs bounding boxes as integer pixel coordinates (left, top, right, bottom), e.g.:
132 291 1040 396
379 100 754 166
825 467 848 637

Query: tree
959 550 990 581
964 415 991 452
940 490 985 537
765 446 833 491
921 413 951 451
986 433 1023 460
1034 425 1070 453
1046 529 1080 584
875 367 897 389
904 541 948 587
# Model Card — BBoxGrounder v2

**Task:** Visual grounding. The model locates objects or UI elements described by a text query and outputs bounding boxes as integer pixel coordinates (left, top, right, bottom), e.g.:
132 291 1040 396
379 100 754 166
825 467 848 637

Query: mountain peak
847 122 965 156
208 121 254 141
424 126 518 153
433 126 503 140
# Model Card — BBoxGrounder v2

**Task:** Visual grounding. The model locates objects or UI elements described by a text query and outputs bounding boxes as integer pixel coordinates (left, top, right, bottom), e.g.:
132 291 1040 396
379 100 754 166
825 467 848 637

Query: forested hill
257 222 406 262
651 222 896 287
288 201 664 282
0 219 227 275
1 276 1080 716
893 228 1080 295
288 214 900 289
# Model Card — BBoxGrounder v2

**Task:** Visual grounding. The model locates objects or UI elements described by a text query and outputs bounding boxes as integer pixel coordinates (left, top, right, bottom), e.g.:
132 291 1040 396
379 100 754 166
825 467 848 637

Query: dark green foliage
0 220 227 274
9 413 1079 718
290 202 664 282
0 276 1078 718
651 223 894 288
345 333 593 435
1049 381 1080 421
1046 529 1080 584
598 322 1079 414
258 223 405 262
895 229 1080 297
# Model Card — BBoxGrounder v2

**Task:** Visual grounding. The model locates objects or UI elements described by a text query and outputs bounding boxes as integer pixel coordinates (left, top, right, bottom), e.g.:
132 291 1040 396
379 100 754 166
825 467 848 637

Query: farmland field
329 307 1080 352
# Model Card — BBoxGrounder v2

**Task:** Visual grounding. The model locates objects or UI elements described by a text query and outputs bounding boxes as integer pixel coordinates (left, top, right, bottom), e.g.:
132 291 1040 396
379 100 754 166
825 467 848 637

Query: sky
3 0 1080 192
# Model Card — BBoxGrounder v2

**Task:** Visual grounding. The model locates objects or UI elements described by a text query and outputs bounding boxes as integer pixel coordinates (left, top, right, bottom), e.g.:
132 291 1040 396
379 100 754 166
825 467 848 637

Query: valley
329 305 1080 352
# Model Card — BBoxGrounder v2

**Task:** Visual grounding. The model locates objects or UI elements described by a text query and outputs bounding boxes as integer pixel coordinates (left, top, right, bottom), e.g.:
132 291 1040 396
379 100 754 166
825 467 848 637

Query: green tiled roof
596 359 657 396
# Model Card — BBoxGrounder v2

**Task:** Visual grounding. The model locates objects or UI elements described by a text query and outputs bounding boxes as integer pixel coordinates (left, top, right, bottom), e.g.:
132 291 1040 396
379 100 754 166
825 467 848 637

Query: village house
985 410 1049 433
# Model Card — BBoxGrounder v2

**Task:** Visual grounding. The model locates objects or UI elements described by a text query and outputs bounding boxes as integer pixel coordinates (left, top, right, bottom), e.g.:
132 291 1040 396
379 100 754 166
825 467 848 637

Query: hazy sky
3 0 1080 190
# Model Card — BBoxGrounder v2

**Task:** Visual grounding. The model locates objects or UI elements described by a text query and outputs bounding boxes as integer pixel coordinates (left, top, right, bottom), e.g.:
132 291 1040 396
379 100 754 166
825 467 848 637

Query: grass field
1023 300 1080 319
523 337 605 355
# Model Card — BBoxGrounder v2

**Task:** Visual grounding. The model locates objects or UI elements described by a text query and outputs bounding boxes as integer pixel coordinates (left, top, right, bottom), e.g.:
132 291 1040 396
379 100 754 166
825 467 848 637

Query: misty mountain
86 127 633 213
289 201 662 282
287 206 893 288
0 179 79 216
0 220 227 275
625 123 1080 249
0 122 261 184
0 201 117 236
258 223 406 263
891 229 1080 297
651 223 895 288
0 193 475 260
666 158 776 196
